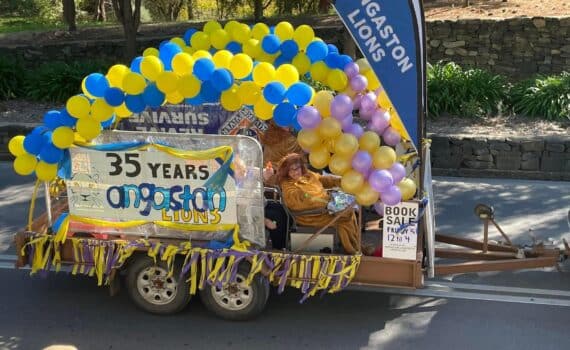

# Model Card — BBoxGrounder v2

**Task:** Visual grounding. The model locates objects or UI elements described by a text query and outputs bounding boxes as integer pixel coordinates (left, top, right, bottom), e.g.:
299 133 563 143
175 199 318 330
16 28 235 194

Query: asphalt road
0 162 569 350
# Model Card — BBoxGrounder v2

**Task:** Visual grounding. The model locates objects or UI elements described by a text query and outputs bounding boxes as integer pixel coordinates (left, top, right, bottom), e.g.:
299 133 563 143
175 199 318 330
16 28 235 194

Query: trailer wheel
200 262 269 321
126 255 191 315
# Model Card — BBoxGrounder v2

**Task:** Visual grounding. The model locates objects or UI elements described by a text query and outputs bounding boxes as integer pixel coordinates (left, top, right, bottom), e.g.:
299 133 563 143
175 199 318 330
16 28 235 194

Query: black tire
126 255 191 315
199 262 269 321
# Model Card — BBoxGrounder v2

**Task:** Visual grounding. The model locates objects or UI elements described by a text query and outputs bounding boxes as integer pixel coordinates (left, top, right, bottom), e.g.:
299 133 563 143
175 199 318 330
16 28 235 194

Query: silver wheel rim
136 266 178 305
211 273 253 311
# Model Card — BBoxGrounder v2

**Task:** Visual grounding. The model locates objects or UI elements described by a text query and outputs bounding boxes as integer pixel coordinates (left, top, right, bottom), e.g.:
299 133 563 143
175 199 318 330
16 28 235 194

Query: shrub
509 73 570 121
25 60 110 103
427 62 507 118
0 56 26 100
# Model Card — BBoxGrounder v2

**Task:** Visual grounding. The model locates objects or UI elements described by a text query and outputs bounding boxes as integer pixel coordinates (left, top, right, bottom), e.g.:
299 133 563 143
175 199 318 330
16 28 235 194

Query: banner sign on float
333 0 425 150
66 147 237 226
118 104 268 140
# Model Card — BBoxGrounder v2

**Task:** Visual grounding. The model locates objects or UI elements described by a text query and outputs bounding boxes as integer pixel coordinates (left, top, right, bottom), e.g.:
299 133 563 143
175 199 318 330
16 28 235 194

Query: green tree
112 0 142 61
144 0 185 21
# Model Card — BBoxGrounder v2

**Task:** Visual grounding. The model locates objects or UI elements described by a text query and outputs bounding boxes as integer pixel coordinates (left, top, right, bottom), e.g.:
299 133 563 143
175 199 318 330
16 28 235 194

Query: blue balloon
193 58 216 81
101 116 116 129
338 54 353 69
185 94 204 105
273 55 288 68
280 40 299 59
57 151 71 179
125 94 146 113
43 110 62 130
85 73 109 98
211 69 234 92
286 82 312 106
269 26 275 34
130 56 143 74
143 84 165 108
159 40 170 50
31 126 49 135
40 142 63 164
200 80 221 103
226 41 242 54
23 133 44 155
324 53 342 69
273 102 297 127
327 44 339 54
59 109 77 127
292 115 302 132
261 34 281 54
52 212 69 232
184 28 198 46
159 42 183 71
263 82 286 104
104 87 125 107
306 41 328 63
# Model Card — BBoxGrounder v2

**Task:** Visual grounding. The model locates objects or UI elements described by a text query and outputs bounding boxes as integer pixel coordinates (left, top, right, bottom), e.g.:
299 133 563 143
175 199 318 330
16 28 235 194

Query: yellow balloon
257 52 278 64
324 137 337 153
166 91 184 104
372 146 397 169
14 153 37 175
204 20 222 34
359 131 381 153
237 81 261 105
140 55 164 81
143 47 159 57
252 23 270 40
224 20 239 35
156 71 179 94
8 135 25 157
90 98 114 122
183 46 195 55
52 127 75 149
297 129 322 150
293 24 315 50
212 50 233 69
309 145 330 169
243 39 261 59
76 118 102 140
210 29 230 50
232 23 251 44
292 53 311 75
253 98 274 120
329 154 352 175
115 103 132 118
171 53 195 75
398 178 417 200
275 21 294 41
275 64 299 88
327 69 348 91
35 161 58 181
334 133 359 157
356 183 380 206
192 50 212 60
313 90 334 118
309 61 329 83
343 86 357 98
252 62 275 87
341 170 365 194
356 58 371 74
66 95 91 119
190 31 210 50
122 72 146 95
377 90 391 109
318 118 342 139
106 64 129 88
170 37 186 48
365 69 381 91
230 53 253 80
177 74 201 98
220 86 242 111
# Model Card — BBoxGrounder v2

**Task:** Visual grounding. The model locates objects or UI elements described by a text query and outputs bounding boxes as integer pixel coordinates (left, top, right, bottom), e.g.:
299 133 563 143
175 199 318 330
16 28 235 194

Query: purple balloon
352 94 363 110
360 92 377 111
345 123 364 138
359 104 375 120
369 169 394 193
352 150 372 174
383 126 402 146
330 94 354 120
344 62 360 78
350 74 368 92
297 106 321 129
389 162 406 184
370 109 390 134
373 201 384 216
381 185 402 206
340 113 353 129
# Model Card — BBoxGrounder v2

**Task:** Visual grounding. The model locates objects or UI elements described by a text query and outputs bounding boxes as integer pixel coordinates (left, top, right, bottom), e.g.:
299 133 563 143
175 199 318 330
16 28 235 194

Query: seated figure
277 153 361 255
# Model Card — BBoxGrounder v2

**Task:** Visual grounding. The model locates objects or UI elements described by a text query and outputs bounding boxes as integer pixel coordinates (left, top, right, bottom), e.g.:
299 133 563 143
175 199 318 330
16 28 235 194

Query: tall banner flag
333 0 426 150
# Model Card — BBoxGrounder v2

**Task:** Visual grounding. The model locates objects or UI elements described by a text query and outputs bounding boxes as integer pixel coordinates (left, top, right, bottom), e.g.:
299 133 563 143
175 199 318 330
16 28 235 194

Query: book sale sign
382 201 420 260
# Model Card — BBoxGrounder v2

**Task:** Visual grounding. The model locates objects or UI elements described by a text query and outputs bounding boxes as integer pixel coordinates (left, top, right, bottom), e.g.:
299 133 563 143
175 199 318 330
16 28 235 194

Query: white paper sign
66 147 237 226
382 201 419 260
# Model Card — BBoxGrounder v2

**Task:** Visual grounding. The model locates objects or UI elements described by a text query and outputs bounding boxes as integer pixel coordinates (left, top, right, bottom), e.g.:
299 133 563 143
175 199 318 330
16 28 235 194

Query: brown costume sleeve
317 173 341 189
281 179 327 212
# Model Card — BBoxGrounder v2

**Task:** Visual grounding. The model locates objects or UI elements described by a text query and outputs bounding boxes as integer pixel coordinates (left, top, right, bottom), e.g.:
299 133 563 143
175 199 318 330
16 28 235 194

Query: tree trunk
96 0 107 21
187 0 194 19
112 0 142 62
63 0 77 32
253 0 263 21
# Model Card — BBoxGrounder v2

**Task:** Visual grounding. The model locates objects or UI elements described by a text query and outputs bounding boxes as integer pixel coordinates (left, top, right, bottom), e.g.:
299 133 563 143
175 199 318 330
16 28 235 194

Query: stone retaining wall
429 134 570 181
2 17 570 78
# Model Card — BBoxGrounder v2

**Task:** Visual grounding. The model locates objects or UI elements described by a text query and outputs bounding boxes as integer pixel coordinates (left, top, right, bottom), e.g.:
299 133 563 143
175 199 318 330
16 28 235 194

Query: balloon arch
8 20 417 212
